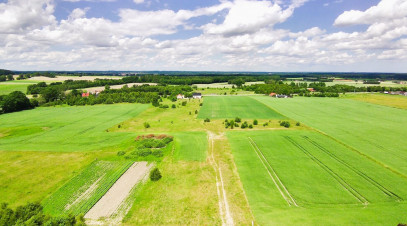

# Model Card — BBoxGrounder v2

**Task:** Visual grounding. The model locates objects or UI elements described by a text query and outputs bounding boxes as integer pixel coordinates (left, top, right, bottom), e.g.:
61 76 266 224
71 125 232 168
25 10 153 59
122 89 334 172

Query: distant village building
177 94 185 99
269 92 277 97
192 93 202 99
276 94 291 98
82 92 90 97
307 88 315 92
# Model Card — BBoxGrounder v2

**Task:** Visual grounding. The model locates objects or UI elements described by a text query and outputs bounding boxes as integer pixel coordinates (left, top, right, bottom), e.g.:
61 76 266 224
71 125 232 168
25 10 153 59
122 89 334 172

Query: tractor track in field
248 137 298 207
284 136 369 205
208 132 234 226
303 136 403 201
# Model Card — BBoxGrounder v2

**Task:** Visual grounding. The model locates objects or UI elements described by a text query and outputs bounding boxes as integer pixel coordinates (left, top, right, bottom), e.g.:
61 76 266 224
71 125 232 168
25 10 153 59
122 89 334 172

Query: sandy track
208 132 234 226
85 162 151 220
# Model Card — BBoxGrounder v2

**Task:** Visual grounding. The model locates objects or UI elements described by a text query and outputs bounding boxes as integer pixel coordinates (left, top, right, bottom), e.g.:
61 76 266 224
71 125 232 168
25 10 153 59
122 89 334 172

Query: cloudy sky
0 0 406 72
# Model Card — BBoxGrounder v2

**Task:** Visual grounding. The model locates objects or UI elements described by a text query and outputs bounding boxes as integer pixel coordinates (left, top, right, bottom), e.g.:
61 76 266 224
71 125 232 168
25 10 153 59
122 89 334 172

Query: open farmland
198 96 286 119
0 151 95 208
0 83 30 95
254 96 407 177
0 104 149 152
227 130 407 225
172 132 208 161
345 93 407 110
43 160 133 216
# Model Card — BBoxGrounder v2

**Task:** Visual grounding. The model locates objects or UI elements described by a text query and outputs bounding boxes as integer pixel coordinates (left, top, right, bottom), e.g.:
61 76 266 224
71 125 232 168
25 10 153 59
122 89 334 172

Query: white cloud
0 0 406 71
133 0 144 4
203 0 293 36
0 0 56 34
334 0 407 26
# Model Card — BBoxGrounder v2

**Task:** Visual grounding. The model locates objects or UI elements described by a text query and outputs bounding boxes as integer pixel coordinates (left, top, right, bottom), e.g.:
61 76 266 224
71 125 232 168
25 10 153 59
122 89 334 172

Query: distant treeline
26 75 265 94
14 70 407 80
0 69 13 75
244 81 407 96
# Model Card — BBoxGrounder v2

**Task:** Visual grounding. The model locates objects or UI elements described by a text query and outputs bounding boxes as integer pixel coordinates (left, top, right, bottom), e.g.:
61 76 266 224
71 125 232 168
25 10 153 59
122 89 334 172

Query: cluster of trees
20 71 57 78
0 202 85 226
244 81 407 96
32 84 192 107
0 91 36 114
243 81 307 95
224 117 255 129
308 82 407 93
0 69 14 82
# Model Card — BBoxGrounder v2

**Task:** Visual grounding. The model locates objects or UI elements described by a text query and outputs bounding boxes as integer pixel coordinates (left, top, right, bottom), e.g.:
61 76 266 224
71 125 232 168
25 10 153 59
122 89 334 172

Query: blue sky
0 0 406 72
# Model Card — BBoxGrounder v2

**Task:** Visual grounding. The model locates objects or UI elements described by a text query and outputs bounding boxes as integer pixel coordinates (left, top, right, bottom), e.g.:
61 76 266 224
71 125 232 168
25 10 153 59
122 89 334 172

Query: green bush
204 118 210 122
296 122 301 126
253 119 258 125
241 121 249 129
136 149 152 157
263 122 269 127
150 168 162 181
235 117 241 123
144 122 150 128
152 150 163 157
117 151 125 156
249 124 253 129
171 104 176 108
182 101 187 106
280 121 291 128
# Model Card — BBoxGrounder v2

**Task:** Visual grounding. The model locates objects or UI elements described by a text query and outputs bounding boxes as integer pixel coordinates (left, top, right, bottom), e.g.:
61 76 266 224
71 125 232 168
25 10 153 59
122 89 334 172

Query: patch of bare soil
84 162 152 222
84 83 157 93
28 76 122 82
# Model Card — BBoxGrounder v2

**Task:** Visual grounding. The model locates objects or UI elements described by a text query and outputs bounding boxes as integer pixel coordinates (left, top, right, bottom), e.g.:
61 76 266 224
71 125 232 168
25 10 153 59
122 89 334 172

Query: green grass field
0 104 149 152
254 96 407 177
198 96 286 119
227 130 407 225
344 93 407 110
0 151 95 208
172 132 208 161
0 83 30 95
43 160 133 216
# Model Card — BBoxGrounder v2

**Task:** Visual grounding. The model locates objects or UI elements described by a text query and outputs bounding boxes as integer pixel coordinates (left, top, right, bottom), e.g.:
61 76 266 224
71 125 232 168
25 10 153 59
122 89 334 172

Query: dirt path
85 162 152 222
208 131 234 226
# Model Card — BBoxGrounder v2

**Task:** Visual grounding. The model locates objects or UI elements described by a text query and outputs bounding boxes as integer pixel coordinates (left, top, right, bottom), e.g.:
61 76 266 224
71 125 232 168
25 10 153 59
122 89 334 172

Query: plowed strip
85 162 151 220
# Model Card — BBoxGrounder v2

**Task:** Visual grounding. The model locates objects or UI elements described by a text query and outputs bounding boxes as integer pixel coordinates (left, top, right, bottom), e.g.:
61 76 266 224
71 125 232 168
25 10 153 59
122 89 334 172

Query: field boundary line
248 137 298 207
285 136 369 205
303 136 402 201
311 128 407 180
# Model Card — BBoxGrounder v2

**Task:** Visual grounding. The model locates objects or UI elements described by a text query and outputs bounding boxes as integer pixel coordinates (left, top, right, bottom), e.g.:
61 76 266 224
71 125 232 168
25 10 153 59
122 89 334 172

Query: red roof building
269 92 277 97
82 92 90 97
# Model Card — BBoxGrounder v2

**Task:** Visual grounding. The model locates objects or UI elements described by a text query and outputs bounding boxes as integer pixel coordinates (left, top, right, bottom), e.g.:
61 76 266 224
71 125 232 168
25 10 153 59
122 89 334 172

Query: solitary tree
150 168 162 181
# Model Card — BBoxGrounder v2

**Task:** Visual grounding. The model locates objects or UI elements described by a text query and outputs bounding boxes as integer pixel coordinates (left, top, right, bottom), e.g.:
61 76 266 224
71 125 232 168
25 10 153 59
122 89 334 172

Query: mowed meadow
0 104 149 151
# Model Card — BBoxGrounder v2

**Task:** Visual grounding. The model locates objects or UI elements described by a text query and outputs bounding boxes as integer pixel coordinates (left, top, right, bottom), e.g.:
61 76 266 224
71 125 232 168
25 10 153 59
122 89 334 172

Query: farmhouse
192 93 202 99
82 92 90 97
177 94 185 99
307 88 315 92
269 92 277 97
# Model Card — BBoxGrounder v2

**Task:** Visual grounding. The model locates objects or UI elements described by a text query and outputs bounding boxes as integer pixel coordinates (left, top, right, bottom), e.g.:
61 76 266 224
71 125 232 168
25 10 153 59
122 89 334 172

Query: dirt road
85 161 152 221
